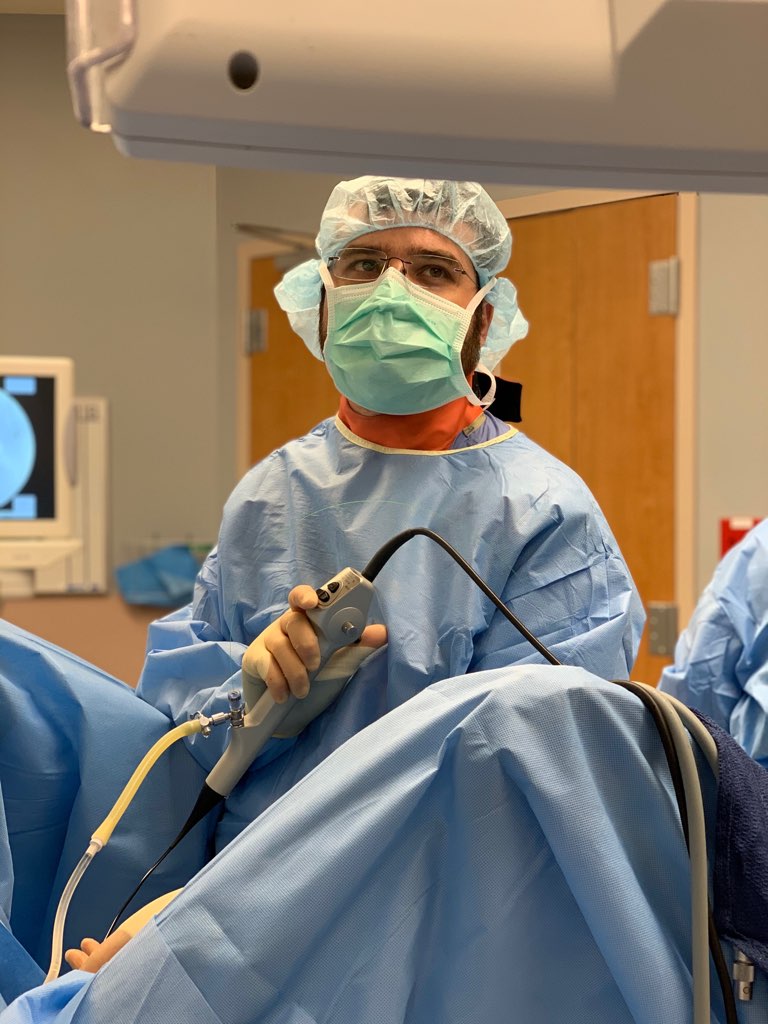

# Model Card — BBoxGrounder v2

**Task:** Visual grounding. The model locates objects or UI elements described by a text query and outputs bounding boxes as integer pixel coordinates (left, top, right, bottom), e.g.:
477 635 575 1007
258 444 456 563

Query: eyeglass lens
330 248 469 292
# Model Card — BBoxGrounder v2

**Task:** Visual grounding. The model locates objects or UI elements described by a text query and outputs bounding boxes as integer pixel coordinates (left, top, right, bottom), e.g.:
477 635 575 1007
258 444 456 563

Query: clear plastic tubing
45 719 202 982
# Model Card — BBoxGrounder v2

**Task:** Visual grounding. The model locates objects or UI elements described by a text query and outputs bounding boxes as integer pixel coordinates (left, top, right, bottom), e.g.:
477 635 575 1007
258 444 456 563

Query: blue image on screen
0 375 54 520
5 376 37 397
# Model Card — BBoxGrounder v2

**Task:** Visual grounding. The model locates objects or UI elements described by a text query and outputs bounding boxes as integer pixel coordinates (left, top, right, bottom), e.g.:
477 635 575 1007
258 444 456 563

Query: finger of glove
288 584 320 612
65 948 88 970
360 623 388 649
264 628 313 699
242 634 290 703
281 609 321 672
92 930 132 970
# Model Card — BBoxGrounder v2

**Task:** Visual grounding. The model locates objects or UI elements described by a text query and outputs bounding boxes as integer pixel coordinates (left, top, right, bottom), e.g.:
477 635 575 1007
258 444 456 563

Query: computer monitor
0 356 75 540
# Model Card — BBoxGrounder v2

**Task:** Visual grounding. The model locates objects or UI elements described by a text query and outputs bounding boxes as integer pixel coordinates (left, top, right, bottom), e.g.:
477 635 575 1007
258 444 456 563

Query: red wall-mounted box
720 516 764 558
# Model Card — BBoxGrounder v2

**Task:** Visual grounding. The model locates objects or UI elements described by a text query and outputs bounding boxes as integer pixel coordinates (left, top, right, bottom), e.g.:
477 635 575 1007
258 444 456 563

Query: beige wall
0 15 222 562
0 14 219 676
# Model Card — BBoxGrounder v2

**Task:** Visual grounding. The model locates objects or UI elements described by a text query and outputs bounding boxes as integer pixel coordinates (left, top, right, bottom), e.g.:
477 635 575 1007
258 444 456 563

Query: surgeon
0 177 645 999
137 176 645 843
659 517 768 766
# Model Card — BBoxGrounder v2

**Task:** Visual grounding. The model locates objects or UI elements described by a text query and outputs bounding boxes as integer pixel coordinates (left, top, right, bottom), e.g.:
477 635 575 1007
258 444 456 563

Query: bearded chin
461 306 487 377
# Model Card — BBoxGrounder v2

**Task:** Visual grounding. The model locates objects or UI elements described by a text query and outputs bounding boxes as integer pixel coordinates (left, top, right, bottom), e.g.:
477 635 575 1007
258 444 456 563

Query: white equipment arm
65 0 768 193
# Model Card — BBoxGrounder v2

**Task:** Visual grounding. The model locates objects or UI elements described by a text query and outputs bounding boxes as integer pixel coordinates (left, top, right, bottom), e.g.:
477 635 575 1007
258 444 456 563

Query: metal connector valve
193 709 240 737
227 689 245 728
733 949 755 1001
193 690 246 736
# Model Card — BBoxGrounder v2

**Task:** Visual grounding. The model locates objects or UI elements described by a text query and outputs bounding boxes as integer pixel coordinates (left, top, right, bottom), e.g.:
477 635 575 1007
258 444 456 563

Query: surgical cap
275 176 528 372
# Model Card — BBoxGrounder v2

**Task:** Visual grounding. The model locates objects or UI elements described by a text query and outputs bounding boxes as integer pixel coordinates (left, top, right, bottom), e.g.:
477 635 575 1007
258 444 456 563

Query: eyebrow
411 247 459 260
390 245 461 262
349 243 459 261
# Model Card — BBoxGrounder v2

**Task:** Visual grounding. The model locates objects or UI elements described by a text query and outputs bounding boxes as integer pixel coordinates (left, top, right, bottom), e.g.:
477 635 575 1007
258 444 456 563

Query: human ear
479 301 494 344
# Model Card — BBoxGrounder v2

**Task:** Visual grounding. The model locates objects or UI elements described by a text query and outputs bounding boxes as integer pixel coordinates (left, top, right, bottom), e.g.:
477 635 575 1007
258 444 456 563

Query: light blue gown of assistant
659 518 768 766
0 415 643 1005
4 665 767 1024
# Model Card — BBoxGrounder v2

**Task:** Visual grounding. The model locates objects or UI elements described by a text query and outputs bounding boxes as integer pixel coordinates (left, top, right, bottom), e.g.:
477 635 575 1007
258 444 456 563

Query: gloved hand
64 889 182 973
242 584 387 704
64 931 132 973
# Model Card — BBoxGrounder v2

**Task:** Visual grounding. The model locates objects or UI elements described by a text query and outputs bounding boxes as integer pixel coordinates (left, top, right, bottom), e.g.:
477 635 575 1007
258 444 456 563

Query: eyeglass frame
326 246 479 289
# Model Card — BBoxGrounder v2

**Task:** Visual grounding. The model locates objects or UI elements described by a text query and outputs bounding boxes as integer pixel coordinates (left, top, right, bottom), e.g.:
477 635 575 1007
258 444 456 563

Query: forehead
349 227 472 268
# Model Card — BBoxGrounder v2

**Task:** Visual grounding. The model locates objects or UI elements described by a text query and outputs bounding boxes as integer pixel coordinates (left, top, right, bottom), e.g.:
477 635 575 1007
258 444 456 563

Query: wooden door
499 195 677 684
249 257 338 464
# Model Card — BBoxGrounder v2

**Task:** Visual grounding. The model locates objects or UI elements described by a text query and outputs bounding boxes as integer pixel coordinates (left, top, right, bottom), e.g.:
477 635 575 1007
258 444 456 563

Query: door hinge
648 257 680 316
245 308 268 354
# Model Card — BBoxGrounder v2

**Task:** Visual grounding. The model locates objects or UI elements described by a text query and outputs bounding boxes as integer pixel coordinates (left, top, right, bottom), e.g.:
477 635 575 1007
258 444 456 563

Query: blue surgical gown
659 518 768 766
0 416 643 998
4 665 767 1024
138 417 644 848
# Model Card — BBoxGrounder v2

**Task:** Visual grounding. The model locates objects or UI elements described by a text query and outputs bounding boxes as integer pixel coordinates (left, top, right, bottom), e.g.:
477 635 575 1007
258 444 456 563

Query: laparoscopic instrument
43 528 745 1024
44 528 551 982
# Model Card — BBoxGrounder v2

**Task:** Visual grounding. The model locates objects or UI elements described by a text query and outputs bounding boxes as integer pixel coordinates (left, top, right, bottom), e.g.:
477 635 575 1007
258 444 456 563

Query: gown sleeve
659 522 768 765
136 548 250 772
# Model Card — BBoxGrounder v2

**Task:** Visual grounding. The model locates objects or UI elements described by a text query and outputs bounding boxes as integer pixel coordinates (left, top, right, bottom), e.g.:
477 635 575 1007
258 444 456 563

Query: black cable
104 849 174 940
362 528 561 666
104 784 223 939
709 916 739 1024
613 681 738 1024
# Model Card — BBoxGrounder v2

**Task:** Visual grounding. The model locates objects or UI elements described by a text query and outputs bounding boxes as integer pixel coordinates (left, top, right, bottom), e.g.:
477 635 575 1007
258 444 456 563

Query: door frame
235 238 298 480
235 190 699 621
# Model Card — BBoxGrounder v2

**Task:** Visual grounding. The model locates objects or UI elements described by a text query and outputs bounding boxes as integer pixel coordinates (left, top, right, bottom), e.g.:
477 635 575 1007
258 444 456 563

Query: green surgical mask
319 266 496 415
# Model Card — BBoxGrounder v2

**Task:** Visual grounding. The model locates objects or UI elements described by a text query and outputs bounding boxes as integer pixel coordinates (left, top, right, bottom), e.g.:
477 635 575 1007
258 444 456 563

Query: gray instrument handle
205 568 374 797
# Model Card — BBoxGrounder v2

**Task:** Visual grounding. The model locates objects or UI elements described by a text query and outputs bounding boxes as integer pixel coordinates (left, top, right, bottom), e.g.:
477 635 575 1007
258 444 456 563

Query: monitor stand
0 539 84 598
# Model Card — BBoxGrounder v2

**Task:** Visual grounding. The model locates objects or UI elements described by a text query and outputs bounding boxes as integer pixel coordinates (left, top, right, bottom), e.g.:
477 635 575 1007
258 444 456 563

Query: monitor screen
0 357 74 539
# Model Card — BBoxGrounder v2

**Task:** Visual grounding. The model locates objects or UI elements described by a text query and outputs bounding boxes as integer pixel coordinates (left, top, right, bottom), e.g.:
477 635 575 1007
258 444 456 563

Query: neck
338 395 483 451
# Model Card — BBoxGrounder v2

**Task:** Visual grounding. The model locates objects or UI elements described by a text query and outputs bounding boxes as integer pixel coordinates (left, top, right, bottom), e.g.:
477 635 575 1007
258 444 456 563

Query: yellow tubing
91 719 202 846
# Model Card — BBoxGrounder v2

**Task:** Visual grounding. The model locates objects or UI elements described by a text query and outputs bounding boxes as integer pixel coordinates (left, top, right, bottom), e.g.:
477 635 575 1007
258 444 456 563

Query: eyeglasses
327 248 475 294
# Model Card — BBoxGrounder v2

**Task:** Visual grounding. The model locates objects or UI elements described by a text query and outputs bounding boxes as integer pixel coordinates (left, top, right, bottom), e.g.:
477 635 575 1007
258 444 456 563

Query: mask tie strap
466 277 498 408
471 364 497 408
